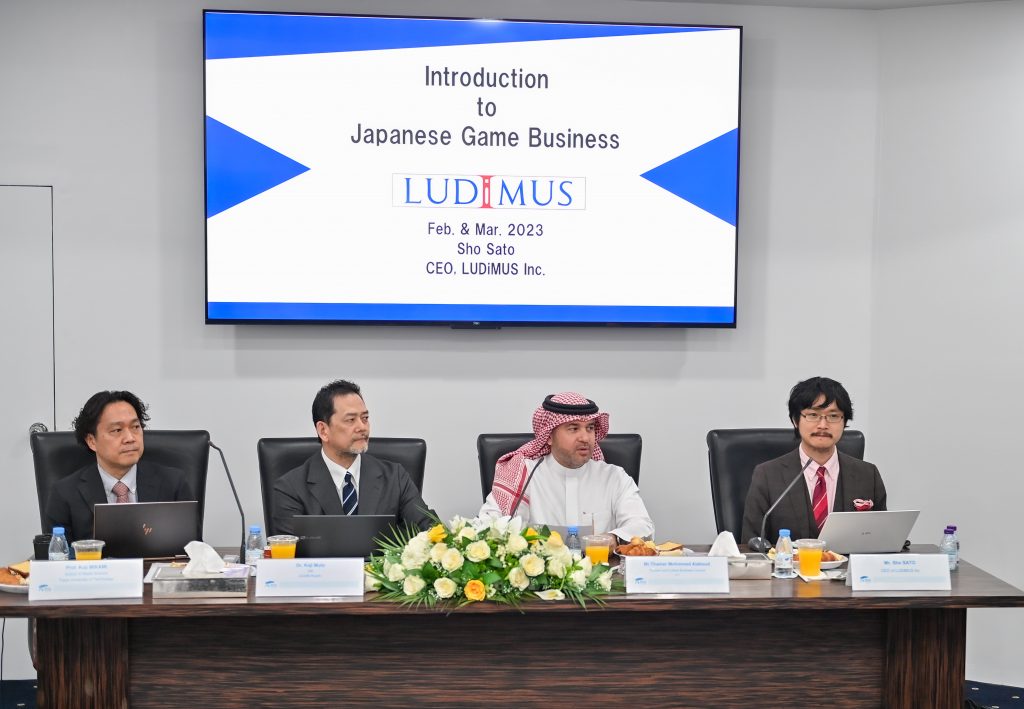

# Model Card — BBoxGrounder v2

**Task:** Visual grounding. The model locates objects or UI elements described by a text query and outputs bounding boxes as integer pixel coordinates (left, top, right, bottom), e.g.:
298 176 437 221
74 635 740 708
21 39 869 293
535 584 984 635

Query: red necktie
112 481 130 504
812 467 828 531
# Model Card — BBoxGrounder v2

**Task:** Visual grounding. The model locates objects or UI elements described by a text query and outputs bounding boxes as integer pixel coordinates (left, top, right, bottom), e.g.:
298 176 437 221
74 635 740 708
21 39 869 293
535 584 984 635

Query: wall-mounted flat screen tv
204 11 741 326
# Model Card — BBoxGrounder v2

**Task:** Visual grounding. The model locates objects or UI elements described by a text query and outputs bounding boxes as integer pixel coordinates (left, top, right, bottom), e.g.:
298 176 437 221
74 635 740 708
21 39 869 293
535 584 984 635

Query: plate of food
614 538 687 557
0 561 31 593
792 550 847 570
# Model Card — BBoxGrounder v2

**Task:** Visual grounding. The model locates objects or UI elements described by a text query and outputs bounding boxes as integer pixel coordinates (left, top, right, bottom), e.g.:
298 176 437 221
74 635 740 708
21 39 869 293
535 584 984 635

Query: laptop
292 515 398 558
93 501 199 559
818 510 920 554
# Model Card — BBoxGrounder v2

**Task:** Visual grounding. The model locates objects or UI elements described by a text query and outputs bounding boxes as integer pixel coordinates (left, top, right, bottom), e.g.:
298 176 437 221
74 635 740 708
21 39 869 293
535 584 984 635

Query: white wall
0 0 1018 686
871 0 1024 686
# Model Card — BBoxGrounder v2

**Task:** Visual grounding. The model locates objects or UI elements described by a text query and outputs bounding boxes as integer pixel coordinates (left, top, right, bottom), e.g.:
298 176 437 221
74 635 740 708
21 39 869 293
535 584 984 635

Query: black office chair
477 433 642 501
30 429 211 535
256 437 427 536
706 428 866 543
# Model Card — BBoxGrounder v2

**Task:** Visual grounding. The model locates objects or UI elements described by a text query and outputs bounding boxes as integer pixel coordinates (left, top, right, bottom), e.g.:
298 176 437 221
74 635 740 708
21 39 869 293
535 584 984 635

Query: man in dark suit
43 391 194 542
273 379 435 536
742 377 887 544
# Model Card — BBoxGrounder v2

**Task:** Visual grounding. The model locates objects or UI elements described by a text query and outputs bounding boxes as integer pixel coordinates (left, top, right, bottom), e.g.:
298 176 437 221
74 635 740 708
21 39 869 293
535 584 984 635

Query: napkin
708 531 744 560
182 541 226 577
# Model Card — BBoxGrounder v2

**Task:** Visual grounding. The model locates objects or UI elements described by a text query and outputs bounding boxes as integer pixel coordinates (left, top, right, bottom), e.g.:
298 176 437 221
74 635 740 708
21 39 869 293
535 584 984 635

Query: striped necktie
342 472 358 515
112 481 130 504
812 467 828 531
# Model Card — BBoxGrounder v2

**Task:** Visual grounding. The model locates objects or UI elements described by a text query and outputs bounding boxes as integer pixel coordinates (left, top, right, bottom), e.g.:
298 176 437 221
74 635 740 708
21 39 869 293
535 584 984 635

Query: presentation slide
204 13 741 325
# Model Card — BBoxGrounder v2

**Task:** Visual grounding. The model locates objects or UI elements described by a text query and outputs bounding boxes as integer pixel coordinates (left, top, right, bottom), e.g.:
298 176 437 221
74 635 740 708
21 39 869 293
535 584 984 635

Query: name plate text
255 558 364 597
850 554 951 591
29 559 143 601
625 556 729 594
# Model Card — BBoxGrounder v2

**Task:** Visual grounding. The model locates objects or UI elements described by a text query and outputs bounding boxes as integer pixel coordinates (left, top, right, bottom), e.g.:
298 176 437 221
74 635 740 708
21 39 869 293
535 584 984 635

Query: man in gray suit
273 379 435 536
742 377 887 544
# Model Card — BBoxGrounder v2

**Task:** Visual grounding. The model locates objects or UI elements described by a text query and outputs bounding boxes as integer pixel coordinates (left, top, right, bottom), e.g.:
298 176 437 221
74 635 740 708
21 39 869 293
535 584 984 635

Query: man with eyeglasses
741 377 887 544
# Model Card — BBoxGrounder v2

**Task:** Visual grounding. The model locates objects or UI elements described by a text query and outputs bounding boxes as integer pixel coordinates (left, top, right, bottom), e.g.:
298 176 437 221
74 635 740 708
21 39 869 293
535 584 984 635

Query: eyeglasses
800 412 845 424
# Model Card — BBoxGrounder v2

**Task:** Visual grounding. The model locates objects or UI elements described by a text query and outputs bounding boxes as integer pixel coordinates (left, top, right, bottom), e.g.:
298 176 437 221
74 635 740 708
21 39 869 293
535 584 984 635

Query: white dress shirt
479 455 654 541
97 463 138 504
321 450 362 497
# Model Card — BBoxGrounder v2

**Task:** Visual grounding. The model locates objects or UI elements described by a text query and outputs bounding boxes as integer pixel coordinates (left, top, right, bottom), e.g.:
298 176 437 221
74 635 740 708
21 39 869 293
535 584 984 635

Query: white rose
429 542 448 563
364 572 381 592
580 556 594 574
403 575 426 595
548 544 572 566
434 577 457 599
387 563 406 582
458 527 478 542
570 569 587 588
507 566 529 591
466 540 491 563
598 570 613 592
441 548 465 572
521 553 545 577
506 516 524 537
506 534 528 554
547 558 567 579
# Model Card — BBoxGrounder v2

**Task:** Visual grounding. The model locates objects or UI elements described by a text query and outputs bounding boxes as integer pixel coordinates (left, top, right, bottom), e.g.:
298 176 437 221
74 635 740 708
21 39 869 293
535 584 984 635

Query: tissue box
152 565 249 598
728 553 772 580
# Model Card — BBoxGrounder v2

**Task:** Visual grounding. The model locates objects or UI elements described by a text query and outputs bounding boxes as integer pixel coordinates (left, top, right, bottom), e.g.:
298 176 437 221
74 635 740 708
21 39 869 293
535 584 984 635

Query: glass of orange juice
267 535 298 559
71 539 104 561
582 534 614 565
793 539 827 577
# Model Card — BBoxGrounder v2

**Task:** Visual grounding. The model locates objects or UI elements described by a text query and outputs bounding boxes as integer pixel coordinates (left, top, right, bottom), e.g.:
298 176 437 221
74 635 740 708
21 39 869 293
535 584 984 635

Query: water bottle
245 525 265 565
949 524 960 566
565 526 582 556
939 527 957 571
48 527 69 561
774 528 795 578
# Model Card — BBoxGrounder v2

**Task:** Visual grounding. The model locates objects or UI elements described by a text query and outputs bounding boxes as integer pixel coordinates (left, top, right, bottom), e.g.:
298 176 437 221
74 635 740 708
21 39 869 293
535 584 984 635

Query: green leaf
481 571 502 585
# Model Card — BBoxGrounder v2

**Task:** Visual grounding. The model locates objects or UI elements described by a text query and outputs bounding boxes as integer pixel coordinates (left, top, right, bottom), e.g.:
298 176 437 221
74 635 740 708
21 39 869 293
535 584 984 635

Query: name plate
850 554 951 591
29 559 143 601
255 558 364 597
625 556 729 594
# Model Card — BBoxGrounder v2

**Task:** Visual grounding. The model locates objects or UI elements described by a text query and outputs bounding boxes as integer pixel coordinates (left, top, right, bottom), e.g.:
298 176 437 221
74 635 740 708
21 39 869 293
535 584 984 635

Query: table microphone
508 458 544 518
209 441 246 562
748 456 816 553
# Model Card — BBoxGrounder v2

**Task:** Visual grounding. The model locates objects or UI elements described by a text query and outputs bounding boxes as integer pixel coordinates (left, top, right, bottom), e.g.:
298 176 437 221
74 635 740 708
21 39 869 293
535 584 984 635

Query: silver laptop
818 510 920 553
93 501 199 559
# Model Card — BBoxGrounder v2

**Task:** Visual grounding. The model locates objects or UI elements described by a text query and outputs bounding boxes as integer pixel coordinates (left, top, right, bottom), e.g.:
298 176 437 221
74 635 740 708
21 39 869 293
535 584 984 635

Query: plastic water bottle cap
567 526 579 534
250 526 261 534
779 529 790 537
52 527 65 535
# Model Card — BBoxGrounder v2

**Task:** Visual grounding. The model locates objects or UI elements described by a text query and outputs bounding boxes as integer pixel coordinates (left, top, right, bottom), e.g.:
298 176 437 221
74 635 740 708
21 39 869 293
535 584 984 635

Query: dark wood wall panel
129 609 884 708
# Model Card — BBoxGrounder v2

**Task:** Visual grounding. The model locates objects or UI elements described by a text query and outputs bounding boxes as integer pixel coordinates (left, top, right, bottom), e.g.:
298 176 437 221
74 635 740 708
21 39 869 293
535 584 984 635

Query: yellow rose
464 579 486 602
525 527 538 538
547 531 564 547
427 524 448 543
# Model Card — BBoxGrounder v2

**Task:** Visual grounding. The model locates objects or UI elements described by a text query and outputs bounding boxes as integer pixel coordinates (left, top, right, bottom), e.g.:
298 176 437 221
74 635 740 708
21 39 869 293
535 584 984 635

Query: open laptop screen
93 501 199 559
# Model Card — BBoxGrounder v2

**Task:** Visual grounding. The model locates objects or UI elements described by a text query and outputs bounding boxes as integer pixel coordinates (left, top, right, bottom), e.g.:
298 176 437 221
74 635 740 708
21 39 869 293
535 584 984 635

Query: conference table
2 546 1022 708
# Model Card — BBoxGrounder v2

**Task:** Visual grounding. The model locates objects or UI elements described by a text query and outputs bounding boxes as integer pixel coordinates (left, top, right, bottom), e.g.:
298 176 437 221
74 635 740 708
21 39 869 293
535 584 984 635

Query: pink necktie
112 481 130 504
812 467 828 531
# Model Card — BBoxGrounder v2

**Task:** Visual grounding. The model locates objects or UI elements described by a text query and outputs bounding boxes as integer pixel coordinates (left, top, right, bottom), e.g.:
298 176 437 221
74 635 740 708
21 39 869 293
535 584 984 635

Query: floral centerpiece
365 515 613 607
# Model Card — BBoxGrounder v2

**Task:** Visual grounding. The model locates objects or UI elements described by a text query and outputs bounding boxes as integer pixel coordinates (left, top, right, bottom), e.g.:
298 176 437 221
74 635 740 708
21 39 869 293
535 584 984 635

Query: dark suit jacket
272 452 435 536
43 460 195 543
741 448 887 544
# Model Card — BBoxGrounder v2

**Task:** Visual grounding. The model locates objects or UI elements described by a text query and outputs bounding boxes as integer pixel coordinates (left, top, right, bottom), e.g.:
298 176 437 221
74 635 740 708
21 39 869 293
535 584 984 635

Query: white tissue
182 541 226 577
708 531 744 560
